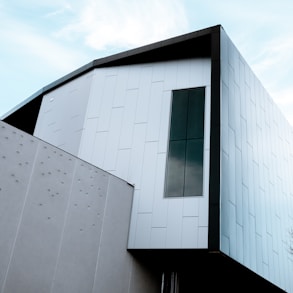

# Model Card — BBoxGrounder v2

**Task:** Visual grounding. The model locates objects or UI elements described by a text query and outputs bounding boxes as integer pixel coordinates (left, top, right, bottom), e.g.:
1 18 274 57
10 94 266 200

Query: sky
0 0 293 124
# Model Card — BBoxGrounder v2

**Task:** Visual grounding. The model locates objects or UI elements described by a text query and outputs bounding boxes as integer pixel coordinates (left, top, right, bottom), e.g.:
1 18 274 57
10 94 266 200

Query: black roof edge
91 24 222 65
1 24 222 120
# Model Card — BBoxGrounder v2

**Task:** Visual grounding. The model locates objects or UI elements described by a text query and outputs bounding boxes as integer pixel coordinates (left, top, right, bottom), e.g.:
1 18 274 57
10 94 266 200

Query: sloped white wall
34 59 211 249
34 72 93 155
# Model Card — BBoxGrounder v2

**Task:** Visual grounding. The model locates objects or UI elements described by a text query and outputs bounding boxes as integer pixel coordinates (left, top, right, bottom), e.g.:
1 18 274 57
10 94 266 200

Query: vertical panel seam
49 159 78 293
1 141 41 293
91 174 110 293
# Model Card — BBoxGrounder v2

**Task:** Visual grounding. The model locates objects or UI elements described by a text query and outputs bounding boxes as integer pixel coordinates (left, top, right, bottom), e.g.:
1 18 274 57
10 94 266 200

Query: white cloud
269 86 293 126
0 16 87 73
44 2 73 18
55 0 188 50
216 1 293 126
248 35 293 123
252 37 293 77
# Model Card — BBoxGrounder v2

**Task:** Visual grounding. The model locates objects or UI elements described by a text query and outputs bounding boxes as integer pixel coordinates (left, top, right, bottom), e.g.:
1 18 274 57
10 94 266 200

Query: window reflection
165 88 205 197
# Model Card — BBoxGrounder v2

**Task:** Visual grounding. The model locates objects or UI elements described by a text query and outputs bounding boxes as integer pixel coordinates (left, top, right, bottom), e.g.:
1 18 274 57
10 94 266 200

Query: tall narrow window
165 87 205 197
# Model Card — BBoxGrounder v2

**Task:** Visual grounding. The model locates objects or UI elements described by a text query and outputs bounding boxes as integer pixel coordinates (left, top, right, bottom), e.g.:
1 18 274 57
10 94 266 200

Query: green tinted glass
187 88 205 139
184 139 203 196
165 140 186 197
165 87 205 197
170 91 188 140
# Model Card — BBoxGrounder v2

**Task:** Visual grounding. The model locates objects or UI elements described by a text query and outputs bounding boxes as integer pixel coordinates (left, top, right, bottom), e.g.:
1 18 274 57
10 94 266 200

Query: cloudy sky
1 0 293 124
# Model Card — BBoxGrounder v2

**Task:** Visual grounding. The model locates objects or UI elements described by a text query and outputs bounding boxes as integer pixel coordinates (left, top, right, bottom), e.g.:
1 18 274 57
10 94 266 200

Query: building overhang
1 25 220 123
129 249 285 291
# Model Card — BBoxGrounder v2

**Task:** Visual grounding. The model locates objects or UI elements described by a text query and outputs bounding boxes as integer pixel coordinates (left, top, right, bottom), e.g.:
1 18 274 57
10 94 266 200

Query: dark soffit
42 24 220 96
2 24 221 121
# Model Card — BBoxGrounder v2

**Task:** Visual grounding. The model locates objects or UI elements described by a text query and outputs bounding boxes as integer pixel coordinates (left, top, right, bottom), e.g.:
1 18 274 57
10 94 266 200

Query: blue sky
1 0 293 124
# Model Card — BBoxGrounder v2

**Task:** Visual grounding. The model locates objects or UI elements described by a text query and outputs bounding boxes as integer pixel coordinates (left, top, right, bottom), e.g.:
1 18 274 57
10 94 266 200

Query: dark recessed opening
129 249 285 292
3 96 42 135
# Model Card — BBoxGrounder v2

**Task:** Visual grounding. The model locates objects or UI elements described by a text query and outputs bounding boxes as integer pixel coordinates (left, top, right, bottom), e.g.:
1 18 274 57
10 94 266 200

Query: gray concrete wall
0 120 160 293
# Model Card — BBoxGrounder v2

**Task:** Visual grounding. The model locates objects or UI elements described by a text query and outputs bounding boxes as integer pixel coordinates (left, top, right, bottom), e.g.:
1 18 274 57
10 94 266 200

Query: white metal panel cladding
80 59 211 249
34 72 94 155
35 59 211 249
220 28 293 292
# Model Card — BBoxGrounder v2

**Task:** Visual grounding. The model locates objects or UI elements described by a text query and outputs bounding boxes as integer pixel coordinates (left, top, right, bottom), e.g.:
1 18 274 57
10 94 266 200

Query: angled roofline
2 26 222 254
1 24 222 120
44 24 221 93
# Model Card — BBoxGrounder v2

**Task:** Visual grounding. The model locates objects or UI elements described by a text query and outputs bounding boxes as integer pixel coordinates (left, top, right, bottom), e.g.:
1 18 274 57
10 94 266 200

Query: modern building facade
1 25 292 292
